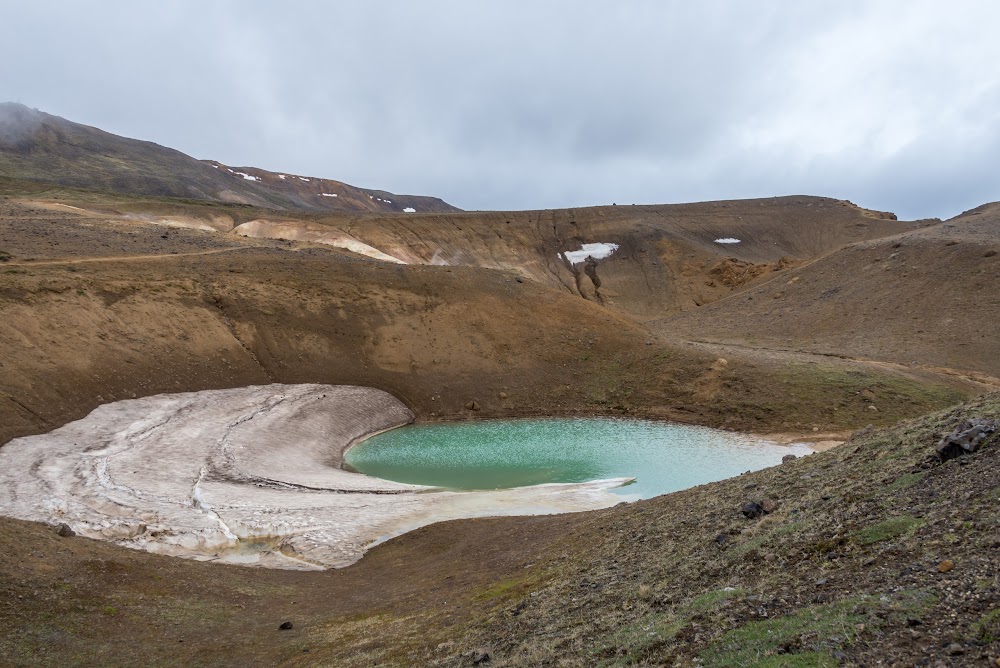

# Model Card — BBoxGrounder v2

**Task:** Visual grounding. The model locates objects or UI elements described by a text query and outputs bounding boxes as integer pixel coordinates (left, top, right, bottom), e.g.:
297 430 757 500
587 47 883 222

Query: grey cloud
1 1 998 219
0 104 44 146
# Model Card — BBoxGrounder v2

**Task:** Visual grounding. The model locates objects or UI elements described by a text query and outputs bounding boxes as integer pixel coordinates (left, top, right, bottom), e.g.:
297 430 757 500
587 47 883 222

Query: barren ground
1 185 998 666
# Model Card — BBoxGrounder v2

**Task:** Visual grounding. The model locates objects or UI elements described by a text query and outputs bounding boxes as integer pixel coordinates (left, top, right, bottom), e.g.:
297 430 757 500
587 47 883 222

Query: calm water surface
345 418 809 499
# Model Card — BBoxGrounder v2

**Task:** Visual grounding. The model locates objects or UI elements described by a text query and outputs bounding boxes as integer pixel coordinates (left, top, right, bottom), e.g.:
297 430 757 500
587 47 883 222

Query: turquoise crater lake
344 418 810 499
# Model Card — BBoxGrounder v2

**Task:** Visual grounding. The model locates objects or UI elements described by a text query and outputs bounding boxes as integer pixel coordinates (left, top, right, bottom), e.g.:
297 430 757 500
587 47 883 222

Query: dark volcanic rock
741 502 764 519
279 621 293 630
935 419 996 461
55 523 75 537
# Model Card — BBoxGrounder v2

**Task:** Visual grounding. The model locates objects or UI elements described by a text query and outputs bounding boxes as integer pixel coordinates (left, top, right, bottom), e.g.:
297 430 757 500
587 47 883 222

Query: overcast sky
2 1 999 219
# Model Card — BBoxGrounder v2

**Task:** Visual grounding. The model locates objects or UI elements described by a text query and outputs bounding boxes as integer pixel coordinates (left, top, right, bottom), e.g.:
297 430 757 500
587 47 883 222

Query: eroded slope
661 202 1000 377
2 184 930 320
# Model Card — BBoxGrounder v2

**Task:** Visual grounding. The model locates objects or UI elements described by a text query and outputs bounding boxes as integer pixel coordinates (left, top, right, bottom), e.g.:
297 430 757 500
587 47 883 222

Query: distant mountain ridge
0 103 459 214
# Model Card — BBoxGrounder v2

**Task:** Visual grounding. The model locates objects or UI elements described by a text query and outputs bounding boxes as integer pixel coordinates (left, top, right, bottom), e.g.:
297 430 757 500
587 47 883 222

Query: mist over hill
0 103 459 214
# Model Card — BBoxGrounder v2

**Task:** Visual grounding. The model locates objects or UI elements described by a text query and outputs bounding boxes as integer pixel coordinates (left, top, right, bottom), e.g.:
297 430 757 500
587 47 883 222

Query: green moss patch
474 572 546 603
594 587 749 666
727 522 803 559
972 608 1000 643
700 591 935 667
853 515 924 545
888 472 925 491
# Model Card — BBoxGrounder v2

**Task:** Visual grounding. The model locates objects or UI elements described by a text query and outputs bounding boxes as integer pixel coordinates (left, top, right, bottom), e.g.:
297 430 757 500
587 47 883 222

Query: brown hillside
1 184 998 667
660 201 1000 377
0 103 458 214
2 183 930 320
0 197 975 446
306 195 926 318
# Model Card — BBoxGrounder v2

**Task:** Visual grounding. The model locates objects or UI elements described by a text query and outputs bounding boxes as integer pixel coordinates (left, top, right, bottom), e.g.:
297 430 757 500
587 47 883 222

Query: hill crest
0 102 459 214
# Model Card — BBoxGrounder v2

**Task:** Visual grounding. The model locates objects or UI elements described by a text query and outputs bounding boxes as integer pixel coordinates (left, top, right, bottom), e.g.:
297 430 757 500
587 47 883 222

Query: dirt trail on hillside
685 340 1000 390
5 247 244 266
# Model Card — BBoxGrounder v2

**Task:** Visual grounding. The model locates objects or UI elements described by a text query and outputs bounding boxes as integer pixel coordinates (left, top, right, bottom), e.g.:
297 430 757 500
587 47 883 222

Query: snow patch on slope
559 242 620 264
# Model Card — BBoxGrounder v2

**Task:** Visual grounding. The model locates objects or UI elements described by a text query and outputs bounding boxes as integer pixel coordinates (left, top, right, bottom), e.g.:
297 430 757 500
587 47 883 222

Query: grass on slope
434 393 1000 667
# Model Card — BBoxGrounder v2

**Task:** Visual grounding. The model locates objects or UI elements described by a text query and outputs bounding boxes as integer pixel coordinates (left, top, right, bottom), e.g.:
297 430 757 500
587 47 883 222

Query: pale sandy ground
0 385 630 570
232 219 408 263
20 199 234 232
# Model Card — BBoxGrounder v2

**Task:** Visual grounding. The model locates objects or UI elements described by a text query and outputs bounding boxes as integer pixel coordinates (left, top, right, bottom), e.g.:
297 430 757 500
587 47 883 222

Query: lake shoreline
0 384 629 570
345 415 812 498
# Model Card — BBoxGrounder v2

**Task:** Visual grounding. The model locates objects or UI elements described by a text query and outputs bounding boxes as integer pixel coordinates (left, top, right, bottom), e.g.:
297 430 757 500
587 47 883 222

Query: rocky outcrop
935 418 997 461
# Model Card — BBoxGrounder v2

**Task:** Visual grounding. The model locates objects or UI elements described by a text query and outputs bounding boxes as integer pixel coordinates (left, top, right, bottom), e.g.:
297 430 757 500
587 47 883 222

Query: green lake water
344 418 810 499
